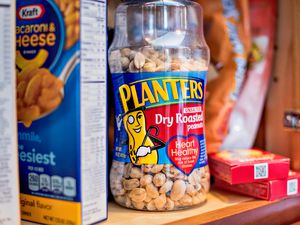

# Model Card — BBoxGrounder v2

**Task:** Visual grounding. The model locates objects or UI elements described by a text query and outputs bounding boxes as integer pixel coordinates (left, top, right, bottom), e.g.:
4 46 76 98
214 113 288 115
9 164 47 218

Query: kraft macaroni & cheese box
16 0 108 224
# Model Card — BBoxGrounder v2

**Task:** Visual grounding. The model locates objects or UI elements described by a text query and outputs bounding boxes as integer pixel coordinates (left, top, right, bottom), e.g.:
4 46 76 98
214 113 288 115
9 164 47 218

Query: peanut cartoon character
123 108 165 164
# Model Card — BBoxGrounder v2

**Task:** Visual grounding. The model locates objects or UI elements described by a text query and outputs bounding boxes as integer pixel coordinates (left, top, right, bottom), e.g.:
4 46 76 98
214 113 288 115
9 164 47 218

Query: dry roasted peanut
111 163 125 175
146 200 156 211
159 180 173 194
109 50 121 61
192 192 206 205
112 161 125 169
129 51 136 61
140 174 153 187
194 183 202 192
143 62 156 72
170 180 186 201
129 188 147 203
124 163 133 178
145 183 159 199
159 53 167 62
166 198 175 210
120 48 132 57
128 61 139 73
163 164 171 170
141 46 155 57
153 58 163 66
202 178 210 193
134 52 146 69
186 184 197 196
174 171 186 180
171 62 180 71
169 166 181 176
174 200 180 207
180 60 200 71
125 195 132 208
153 173 166 187
188 169 201 186
110 179 122 189
109 51 123 73
121 57 130 70
155 63 167 72
144 195 152 203
154 194 166 210
151 165 164 173
145 57 155 64
123 179 139 191
203 168 210 179
112 188 125 196
130 167 143 179
142 164 153 173
132 201 145 210
115 195 126 205
179 194 193 206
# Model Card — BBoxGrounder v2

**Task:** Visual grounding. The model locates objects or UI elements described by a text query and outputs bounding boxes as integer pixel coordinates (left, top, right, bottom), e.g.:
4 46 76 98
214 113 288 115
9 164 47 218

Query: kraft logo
17 4 45 20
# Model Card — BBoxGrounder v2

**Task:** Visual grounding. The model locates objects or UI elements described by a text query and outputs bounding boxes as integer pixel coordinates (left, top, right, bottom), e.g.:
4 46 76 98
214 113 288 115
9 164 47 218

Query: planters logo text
119 77 205 112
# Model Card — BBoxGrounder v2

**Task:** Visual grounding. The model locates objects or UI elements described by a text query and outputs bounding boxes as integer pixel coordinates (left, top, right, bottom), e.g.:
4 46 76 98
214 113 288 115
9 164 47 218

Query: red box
215 171 300 201
209 149 290 184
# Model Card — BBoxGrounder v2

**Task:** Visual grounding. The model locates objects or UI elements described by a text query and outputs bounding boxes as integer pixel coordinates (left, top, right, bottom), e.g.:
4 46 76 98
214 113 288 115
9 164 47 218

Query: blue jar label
112 71 208 175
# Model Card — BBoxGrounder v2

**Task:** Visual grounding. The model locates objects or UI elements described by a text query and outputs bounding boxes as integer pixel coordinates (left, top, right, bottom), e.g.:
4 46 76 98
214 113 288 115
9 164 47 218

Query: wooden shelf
22 189 300 225
103 189 252 225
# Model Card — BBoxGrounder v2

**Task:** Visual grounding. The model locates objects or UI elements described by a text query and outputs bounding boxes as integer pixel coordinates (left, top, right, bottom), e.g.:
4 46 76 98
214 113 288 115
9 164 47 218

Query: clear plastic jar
109 0 210 211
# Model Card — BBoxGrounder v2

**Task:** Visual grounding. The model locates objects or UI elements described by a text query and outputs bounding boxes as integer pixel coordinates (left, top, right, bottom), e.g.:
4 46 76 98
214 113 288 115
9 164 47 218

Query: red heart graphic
167 136 200 175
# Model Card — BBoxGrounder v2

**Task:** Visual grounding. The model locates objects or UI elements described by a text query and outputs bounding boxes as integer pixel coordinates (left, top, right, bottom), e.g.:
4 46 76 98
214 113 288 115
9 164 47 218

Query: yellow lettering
180 79 190 99
16 26 21 34
189 80 199 99
47 33 56 46
164 79 179 100
141 82 156 105
22 35 30 47
130 85 143 108
119 84 131 112
30 34 39 47
39 33 46 47
16 35 22 48
118 78 204 111
152 80 169 102
198 82 203 100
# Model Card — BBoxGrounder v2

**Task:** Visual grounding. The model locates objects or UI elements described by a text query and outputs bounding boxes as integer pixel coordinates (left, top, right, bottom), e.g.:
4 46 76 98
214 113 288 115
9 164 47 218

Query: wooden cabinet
265 0 300 171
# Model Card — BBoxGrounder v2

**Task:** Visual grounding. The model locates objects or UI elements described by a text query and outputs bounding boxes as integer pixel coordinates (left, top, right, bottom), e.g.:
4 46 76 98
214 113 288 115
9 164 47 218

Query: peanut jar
109 0 210 211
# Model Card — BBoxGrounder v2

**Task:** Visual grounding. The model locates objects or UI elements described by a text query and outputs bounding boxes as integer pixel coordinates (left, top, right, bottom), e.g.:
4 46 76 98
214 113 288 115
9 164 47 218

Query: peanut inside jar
109 47 208 74
110 163 210 211
17 65 63 127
